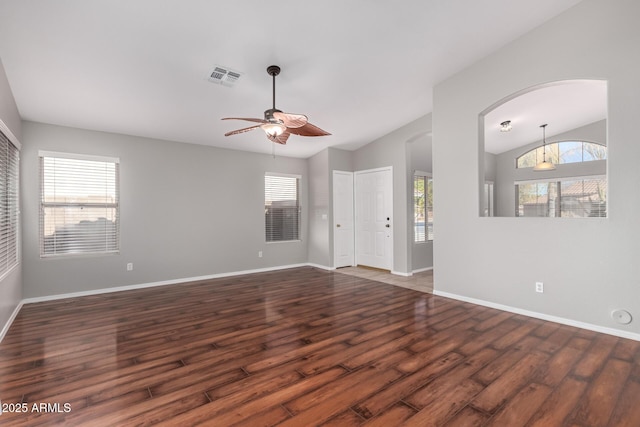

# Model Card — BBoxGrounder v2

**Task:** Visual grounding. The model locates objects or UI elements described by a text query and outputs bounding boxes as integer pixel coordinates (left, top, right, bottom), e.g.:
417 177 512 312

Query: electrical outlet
127 262 133 271
258 251 263 258
535 282 544 293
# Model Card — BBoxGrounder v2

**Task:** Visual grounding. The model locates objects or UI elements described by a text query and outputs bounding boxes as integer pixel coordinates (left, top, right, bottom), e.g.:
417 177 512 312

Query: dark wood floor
0 267 638 426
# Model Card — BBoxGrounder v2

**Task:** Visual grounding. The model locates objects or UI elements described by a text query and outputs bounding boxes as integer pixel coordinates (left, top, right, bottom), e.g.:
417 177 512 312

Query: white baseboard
391 270 412 277
413 266 433 273
21 263 310 305
433 290 640 342
307 263 334 271
0 301 23 343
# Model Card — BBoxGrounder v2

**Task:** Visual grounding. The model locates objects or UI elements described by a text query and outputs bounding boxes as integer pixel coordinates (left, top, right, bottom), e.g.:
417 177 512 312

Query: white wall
21 122 309 298
433 0 640 336
0 57 22 338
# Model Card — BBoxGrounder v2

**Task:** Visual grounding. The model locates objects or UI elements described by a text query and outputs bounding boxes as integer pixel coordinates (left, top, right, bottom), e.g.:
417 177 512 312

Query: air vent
207 65 243 87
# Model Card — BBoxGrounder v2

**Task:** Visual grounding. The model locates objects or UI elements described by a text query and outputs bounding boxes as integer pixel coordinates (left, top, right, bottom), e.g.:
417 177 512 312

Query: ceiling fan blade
221 117 267 124
287 122 331 137
224 124 262 137
272 111 308 129
267 131 290 145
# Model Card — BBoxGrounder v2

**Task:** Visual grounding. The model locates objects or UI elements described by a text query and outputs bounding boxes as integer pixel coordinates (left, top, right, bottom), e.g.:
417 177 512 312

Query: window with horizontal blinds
40 153 120 256
515 176 606 217
265 173 300 242
0 129 19 277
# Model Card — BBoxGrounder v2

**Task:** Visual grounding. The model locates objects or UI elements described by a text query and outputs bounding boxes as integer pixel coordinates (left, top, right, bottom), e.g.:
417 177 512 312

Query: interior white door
333 171 354 268
355 168 393 270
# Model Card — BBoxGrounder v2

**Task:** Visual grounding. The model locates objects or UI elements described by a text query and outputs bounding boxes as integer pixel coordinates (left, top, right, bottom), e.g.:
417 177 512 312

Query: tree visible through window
517 141 606 168
40 152 120 256
414 174 433 242
265 173 300 242
516 176 606 217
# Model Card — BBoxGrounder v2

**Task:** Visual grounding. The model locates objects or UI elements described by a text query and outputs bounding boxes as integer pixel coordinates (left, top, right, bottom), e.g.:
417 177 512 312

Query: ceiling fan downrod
267 65 281 111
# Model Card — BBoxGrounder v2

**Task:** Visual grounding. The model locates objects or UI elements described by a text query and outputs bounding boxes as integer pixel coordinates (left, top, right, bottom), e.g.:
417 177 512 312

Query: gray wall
495 119 607 216
408 115 433 271
353 115 430 274
307 148 330 268
433 0 640 335
21 122 309 298
0 57 22 334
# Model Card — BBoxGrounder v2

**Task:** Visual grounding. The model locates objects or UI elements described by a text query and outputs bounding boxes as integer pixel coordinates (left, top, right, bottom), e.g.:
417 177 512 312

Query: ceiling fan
222 65 331 145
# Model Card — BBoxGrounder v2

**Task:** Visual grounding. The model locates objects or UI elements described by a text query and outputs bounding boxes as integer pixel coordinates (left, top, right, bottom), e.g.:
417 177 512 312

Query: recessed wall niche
479 80 608 218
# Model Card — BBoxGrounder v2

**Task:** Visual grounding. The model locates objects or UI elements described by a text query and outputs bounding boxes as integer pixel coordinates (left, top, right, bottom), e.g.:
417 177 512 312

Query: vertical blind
265 173 300 242
40 153 120 256
0 129 19 277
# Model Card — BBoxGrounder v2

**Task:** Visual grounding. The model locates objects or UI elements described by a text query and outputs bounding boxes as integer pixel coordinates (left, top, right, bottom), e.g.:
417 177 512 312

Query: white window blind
515 176 606 217
40 153 120 256
0 130 19 277
265 173 300 242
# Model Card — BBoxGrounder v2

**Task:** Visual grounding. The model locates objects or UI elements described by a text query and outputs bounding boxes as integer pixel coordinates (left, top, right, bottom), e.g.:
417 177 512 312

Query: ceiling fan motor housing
264 108 283 122
267 65 281 76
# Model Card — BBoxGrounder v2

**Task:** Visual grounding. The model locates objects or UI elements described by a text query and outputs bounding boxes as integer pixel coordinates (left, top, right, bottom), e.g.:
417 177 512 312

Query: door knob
385 224 390 228
336 224 341 228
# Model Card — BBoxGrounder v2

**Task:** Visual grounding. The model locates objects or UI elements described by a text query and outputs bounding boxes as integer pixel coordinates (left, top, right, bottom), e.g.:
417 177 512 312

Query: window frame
515 174 607 218
483 181 494 217
39 151 120 257
0 125 20 280
516 140 607 169
264 172 301 243
413 171 433 243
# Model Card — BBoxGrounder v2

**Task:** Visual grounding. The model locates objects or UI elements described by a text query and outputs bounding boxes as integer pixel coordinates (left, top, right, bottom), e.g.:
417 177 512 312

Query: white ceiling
484 80 607 154
0 0 584 158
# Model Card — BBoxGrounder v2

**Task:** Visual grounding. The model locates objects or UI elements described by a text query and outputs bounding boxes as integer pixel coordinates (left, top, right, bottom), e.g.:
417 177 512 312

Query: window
483 181 494 217
0 129 19 277
40 152 120 256
517 141 606 168
414 173 433 242
516 176 606 217
265 173 300 242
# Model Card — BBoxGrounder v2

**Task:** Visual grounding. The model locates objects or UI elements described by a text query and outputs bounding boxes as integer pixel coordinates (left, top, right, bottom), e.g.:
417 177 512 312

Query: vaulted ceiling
0 0 583 158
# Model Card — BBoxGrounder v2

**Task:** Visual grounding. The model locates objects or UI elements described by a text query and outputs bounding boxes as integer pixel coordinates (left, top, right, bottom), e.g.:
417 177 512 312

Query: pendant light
533 123 556 171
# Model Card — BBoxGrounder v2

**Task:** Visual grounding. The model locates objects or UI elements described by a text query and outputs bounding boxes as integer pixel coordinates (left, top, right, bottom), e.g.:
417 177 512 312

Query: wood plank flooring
0 266 638 426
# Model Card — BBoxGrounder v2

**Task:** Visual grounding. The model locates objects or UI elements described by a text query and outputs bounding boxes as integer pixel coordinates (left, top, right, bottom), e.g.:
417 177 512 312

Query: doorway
354 167 393 270
333 170 354 268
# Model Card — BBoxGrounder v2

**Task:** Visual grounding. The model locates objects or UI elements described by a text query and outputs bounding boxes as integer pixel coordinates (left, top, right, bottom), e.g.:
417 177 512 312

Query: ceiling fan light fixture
222 65 330 144
261 122 286 137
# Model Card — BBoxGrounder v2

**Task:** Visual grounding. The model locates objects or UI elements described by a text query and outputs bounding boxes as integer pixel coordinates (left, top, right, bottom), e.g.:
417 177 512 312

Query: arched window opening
517 141 606 169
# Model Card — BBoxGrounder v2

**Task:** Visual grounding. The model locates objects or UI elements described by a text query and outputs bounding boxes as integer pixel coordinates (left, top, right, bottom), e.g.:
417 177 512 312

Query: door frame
332 170 355 268
354 166 394 271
